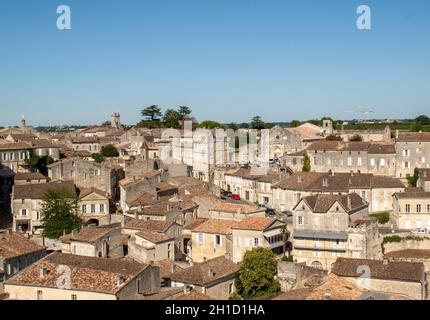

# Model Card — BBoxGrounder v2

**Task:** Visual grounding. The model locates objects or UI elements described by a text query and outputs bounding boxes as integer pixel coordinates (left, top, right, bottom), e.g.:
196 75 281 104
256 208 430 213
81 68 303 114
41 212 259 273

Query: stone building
417 168 430 192
5 252 160 300
331 257 426 300
306 140 397 176
392 189 430 230
60 224 123 259
12 181 76 234
0 231 46 286
292 193 380 270
0 142 32 173
395 132 430 180
128 231 175 264
170 256 239 300
231 217 287 263
48 158 123 201
14 172 47 185
190 219 236 263
78 187 110 224
271 171 405 213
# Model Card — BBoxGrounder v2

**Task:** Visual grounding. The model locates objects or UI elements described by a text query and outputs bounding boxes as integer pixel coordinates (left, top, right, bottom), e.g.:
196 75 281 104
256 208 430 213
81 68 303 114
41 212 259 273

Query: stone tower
21 115 26 128
111 112 121 129
322 119 333 136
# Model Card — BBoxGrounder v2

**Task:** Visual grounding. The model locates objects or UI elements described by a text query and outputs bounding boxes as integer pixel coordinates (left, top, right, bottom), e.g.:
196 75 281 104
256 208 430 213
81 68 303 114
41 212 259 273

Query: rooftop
13 181 76 200
0 232 45 260
192 219 237 235
6 252 148 294
170 256 239 286
331 257 424 283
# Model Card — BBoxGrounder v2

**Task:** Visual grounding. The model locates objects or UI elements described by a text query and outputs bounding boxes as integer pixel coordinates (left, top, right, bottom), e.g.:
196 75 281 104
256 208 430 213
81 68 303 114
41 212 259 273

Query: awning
293 230 348 241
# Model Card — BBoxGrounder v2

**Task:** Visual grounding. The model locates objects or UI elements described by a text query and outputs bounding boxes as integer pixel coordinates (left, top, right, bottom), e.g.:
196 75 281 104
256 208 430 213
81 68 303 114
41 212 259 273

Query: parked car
221 190 232 197
230 194 241 201
412 228 429 234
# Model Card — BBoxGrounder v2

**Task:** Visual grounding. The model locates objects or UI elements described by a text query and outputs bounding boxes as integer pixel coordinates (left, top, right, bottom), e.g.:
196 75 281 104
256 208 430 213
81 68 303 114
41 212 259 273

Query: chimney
324 289 332 300
171 263 176 274
183 285 192 295
383 259 389 265
322 178 329 188
40 266 48 278
208 268 215 278
347 196 352 210
116 274 125 286
395 130 399 139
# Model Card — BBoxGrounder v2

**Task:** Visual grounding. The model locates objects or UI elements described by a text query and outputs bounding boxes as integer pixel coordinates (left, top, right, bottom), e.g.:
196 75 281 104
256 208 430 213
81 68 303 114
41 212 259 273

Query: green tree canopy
411 122 423 132
141 105 162 121
41 189 83 239
250 116 265 130
101 144 119 158
25 152 54 176
415 115 430 125
407 168 420 187
163 109 181 128
302 153 311 172
178 106 192 118
227 122 239 131
291 120 301 128
326 134 343 141
91 153 105 163
349 134 363 142
197 120 226 129
235 247 280 299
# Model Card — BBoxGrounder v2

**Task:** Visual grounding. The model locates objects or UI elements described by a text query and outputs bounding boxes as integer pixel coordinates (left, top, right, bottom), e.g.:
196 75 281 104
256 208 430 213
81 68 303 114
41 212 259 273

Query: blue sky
0 0 429 126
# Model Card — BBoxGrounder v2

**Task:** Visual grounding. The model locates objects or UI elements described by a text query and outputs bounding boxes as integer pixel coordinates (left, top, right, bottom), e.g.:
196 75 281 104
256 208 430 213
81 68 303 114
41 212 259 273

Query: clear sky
0 0 429 126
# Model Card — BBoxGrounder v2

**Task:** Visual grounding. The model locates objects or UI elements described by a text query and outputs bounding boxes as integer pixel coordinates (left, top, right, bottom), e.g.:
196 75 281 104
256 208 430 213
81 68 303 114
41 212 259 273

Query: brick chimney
347 196 352 210
40 265 48 278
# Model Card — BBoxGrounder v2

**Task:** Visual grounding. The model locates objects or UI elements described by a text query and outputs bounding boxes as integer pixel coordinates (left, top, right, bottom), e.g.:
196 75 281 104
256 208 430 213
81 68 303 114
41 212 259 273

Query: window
228 283 234 295
21 209 27 217
214 234 221 246
36 211 40 221
370 159 375 166
404 162 410 169
81 205 87 213
298 216 304 225
417 204 421 213
254 238 260 247
37 290 43 300
236 237 241 247
361 191 366 199
357 157 362 167
245 191 250 201
403 149 410 156
71 294 77 300
197 233 204 245
380 159 385 167
99 204 105 213
91 204 96 213
406 204 411 213
427 204 430 213
347 157 352 167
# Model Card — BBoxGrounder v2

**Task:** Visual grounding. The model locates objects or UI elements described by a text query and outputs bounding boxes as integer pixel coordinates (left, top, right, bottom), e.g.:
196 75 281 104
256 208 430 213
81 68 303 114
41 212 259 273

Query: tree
250 116 265 130
101 144 119 158
291 120 301 128
163 109 181 128
25 152 54 176
302 153 311 172
407 168 420 187
91 153 105 163
279 225 290 257
136 120 164 129
141 105 162 121
411 122 423 132
349 134 363 142
415 115 430 126
41 189 83 239
235 247 281 299
178 106 192 118
227 123 239 131
326 134 343 141
197 120 226 129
